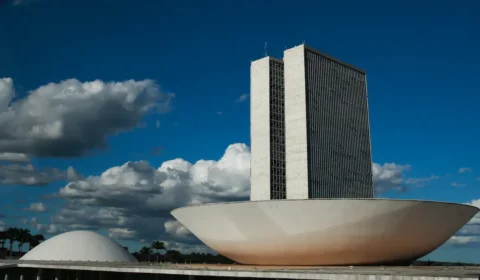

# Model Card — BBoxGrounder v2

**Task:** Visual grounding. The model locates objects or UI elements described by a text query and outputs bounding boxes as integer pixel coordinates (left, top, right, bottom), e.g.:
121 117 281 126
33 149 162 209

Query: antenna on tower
264 42 268 57
302 40 306 44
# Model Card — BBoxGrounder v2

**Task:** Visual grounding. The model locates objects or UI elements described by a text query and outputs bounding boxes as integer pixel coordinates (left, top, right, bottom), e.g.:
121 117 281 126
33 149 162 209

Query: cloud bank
0 77 173 158
0 163 64 186
449 199 480 248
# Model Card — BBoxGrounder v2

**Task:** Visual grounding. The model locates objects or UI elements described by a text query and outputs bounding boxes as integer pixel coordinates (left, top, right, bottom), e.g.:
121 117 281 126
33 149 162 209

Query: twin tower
250 44 374 201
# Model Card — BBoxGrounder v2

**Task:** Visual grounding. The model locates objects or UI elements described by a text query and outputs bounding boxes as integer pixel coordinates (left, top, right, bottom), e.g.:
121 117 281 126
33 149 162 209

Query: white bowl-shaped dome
171 199 479 266
21 230 137 262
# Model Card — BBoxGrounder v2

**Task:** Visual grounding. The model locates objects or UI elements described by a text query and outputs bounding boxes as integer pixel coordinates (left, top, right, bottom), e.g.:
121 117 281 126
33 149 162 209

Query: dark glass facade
304 48 374 198
269 59 286 200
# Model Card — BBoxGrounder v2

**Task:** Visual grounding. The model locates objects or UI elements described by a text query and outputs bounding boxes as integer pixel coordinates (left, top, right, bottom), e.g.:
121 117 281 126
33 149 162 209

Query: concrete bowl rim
171 198 480 215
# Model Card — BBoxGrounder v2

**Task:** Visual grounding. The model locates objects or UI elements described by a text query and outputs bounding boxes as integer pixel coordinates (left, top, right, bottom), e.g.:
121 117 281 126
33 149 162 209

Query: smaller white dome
20 230 137 262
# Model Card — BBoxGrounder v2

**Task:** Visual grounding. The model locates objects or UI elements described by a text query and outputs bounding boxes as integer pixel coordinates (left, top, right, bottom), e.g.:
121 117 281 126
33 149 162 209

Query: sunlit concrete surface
1 261 480 280
171 199 479 266
20 230 138 262
250 56 273 201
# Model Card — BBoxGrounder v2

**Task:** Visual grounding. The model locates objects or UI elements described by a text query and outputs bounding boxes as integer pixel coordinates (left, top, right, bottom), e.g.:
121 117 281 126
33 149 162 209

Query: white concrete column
3 273 8 280
35 268 43 280
54 270 62 280
19 274 23 280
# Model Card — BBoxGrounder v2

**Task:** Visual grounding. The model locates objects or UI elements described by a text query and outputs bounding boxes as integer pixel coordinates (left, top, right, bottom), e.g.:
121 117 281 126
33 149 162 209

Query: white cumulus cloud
372 162 411 193
0 77 174 157
405 175 439 186
66 166 84 181
235 94 249 103
0 163 64 186
42 143 251 245
448 199 480 247
24 202 47 213
109 228 138 240
0 153 30 163
164 220 193 242
458 167 472 173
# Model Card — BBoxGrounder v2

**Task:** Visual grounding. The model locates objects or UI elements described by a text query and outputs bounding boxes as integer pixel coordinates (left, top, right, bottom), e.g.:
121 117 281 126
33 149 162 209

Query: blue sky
0 0 479 263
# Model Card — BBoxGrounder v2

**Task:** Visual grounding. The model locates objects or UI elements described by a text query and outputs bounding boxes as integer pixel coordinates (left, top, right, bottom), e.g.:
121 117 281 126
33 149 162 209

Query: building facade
284 44 373 199
250 44 373 201
250 57 286 201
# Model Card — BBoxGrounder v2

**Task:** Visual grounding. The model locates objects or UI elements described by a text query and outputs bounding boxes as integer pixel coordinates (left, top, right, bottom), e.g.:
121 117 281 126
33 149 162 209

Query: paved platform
1 261 479 280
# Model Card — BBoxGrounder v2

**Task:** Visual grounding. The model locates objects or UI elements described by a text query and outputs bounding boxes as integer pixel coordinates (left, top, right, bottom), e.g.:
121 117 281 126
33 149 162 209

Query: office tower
250 44 373 201
284 44 373 199
250 56 286 201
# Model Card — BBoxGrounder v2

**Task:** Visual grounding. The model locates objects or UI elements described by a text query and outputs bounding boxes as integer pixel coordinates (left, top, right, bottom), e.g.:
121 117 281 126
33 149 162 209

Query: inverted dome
172 199 479 266
20 230 137 262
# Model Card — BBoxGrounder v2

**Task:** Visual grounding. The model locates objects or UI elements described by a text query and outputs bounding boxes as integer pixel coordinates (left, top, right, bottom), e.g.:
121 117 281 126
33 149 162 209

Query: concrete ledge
0 261 478 280
0 263 17 269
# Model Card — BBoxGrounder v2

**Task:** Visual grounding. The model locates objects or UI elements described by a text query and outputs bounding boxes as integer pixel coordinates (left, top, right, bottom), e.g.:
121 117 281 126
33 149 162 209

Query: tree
166 250 181 263
17 228 31 253
5 227 19 256
139 246 152 262
28 234 45 251
0 231 6 249
132 248 235 264
150 240 166 262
